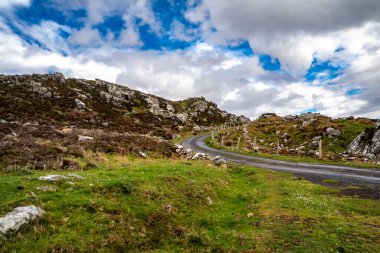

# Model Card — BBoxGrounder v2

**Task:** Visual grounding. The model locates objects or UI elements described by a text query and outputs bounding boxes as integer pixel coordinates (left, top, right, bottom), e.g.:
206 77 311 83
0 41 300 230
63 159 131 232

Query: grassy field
205 136 380 169
1 156 380 252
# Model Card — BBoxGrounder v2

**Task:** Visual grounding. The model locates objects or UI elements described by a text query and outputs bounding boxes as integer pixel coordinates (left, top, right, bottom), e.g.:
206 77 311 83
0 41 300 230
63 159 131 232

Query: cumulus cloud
0 0 30 9
1 0 380 119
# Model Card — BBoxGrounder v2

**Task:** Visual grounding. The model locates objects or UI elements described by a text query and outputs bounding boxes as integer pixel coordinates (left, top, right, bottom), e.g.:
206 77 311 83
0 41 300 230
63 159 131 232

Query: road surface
182 134 380 187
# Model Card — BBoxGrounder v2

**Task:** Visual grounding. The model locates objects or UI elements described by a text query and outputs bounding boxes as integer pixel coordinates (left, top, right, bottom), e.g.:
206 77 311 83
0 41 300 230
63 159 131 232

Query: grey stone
38 175 69 181
326 127 341 137
0 206 44 236
75 98 86 111
138 151 147 158
78 135 93 141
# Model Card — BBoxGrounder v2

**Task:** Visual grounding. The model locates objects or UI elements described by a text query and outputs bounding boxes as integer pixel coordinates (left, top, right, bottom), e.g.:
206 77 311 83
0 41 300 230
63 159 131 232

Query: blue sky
0 0 380 118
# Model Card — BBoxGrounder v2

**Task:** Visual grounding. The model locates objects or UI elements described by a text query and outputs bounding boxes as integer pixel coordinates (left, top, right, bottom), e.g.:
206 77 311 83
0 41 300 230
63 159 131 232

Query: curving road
182 134 380 187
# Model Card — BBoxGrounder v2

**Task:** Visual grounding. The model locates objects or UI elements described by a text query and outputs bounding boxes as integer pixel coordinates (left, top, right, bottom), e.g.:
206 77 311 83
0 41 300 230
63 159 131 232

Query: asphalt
182 134 380 188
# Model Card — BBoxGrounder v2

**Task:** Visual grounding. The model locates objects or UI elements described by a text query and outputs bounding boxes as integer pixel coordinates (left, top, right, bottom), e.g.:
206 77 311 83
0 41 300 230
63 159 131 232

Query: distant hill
219 112 378 162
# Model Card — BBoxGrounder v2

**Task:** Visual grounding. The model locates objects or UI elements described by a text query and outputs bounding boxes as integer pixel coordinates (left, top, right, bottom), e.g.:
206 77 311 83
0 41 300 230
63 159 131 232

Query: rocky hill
217 112 379 163
0 73 246 169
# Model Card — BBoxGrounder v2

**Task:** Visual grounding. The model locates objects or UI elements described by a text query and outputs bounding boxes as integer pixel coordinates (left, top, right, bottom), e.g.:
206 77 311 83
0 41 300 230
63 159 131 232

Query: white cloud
70 25 102 46
0 0 30 9
1 1 380 119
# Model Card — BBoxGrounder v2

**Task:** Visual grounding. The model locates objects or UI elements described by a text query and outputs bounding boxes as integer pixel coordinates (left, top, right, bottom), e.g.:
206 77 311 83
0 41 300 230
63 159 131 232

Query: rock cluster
346 122 380 160
0 206 44 236
174 144 227 167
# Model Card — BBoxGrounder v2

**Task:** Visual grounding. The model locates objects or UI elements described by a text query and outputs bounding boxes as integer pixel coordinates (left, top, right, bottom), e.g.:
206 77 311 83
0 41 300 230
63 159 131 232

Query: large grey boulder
326 127 341 138
346 124 380 160
0 206 44 236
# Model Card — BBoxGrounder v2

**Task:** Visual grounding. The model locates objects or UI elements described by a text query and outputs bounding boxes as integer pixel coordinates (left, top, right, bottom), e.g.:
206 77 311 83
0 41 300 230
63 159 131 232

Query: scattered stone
164 203 173 214
191 152 209 160
313 136 322 141
101 122 109 127
38 175 69 181
26 191 37 199
78 135 94 141
36 186 56 192
207 196 213 205
0 206 44 236
247 212 254 218
0 119 8 124
75 98 86 111
138 151 147 158
212 156 227 167
67 174 85 180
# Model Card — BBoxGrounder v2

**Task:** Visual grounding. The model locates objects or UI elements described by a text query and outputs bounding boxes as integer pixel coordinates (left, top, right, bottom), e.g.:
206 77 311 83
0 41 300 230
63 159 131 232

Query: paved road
182 134 380 187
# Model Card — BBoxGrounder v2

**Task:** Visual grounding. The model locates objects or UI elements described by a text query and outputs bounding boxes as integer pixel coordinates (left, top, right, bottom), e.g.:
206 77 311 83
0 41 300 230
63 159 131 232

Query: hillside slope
214 112 378 163
0 73 247 169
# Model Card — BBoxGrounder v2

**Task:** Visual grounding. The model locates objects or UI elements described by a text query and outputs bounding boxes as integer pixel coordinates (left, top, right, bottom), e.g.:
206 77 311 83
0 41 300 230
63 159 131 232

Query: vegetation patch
1 157 379 252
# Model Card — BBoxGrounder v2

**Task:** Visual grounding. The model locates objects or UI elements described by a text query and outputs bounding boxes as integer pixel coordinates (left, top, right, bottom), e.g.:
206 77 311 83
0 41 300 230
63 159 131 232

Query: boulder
346 124 380 159
211 156 227 167
0 206 44 236
326 127 341 138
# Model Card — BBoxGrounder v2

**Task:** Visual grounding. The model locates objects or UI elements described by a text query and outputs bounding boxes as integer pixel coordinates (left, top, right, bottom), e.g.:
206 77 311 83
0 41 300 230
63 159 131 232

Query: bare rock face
0 206 44 236
346 123 380 159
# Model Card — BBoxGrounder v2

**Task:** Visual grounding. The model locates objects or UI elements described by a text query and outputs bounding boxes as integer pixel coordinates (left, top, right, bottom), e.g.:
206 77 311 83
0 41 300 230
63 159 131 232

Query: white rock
78 135 94 141
75 98 86 110
0 206 44 236
38 175 69 181
138 151 147 158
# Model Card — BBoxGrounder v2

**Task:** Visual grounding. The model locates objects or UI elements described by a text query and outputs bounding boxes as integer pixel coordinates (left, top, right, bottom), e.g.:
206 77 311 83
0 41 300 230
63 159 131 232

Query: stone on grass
68 174 85 180
38 175 69 181
36 186 56 192
138 151 147 158
212 156 227 168
326 127 341 138
207 196 213 205
0 206 44 236
78 135 94 141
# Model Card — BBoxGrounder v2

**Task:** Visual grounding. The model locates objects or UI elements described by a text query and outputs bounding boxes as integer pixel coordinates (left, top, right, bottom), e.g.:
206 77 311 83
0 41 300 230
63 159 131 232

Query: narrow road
182 134 380 187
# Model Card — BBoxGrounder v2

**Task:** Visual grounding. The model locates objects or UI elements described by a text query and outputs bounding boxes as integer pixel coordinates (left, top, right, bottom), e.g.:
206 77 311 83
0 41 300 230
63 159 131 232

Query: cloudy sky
1 0 380 119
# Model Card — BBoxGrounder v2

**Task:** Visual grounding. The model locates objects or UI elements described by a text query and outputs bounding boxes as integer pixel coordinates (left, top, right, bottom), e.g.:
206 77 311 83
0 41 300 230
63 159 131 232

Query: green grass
205 136 380 169
1 157 380 252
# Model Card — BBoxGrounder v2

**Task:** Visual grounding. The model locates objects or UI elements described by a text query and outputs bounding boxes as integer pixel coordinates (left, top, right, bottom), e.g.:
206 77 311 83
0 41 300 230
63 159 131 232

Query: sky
0 0 380 119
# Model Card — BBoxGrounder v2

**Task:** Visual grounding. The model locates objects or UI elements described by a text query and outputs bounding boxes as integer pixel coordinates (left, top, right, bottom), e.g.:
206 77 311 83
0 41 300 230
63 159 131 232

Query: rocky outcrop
346 123 380 160
0 206 44 236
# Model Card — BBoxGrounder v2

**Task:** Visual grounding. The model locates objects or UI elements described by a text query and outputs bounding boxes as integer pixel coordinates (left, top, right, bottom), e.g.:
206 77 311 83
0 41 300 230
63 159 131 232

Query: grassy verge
0 156 379 252
205 136 380 169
